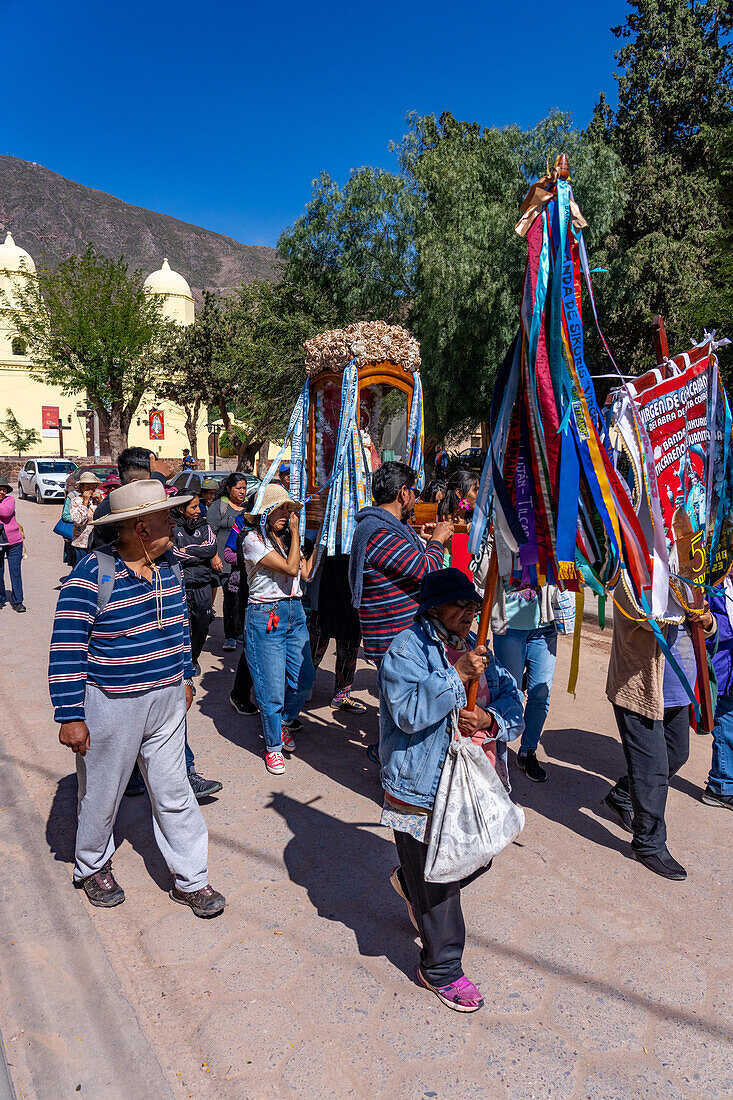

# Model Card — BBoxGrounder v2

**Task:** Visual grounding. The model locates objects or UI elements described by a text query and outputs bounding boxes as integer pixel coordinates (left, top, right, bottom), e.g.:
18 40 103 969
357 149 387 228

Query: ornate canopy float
469 154 733 725
253 320 425 565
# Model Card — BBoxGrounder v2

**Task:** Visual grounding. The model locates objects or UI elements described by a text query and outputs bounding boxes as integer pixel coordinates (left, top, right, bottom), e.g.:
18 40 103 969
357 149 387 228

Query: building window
11 337 26 356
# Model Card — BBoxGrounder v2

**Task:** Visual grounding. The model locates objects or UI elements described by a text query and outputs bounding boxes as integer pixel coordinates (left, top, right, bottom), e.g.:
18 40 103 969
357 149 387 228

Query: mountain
0 155 282 295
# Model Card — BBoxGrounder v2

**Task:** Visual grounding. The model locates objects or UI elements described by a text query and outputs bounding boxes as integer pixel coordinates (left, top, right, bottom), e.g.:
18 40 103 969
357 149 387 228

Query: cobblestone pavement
1 498 731 1099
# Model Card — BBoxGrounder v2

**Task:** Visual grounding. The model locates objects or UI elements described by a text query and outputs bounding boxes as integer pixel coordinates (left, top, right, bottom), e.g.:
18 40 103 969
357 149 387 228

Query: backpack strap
93 549 117 615
93 548 183 617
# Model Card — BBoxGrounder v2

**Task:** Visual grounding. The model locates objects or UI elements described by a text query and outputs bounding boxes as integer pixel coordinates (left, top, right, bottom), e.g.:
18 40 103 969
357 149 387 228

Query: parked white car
17 458 77 503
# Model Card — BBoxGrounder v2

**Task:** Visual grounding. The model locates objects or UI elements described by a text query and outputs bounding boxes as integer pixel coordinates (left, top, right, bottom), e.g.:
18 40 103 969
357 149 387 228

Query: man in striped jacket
48 479 225 918
349 462 454 666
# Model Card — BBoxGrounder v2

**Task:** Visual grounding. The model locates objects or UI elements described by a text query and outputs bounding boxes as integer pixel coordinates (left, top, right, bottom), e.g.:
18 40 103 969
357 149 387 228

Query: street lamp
207 423 222 471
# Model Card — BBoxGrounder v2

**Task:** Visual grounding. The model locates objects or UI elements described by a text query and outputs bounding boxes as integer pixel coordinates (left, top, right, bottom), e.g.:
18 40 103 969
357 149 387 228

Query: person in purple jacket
705 579 733 809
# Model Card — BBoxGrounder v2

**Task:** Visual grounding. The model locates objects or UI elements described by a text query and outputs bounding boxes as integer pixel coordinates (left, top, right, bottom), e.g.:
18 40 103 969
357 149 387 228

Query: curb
0 728 175 1100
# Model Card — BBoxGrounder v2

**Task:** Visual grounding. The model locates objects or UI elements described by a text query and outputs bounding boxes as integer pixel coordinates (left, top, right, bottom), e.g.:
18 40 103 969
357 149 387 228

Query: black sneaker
229 694 258 716
701 787 733 810
11 602 26 613
517 750 547 783
124 764 147 797
632 849 686 881
284 717 303 733
603 791 635 833
188 768 223 800
75 861 125 908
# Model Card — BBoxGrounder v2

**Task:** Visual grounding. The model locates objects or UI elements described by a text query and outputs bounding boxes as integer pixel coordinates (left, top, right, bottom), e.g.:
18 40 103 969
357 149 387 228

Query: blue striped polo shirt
49 550 195 723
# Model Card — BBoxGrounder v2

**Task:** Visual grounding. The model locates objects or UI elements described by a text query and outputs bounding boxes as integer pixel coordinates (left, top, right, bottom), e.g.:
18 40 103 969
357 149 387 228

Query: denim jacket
377 615 525 810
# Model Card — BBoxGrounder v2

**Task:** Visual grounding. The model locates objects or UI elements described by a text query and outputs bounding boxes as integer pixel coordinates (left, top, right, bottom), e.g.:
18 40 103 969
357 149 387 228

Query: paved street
1 497 731 1100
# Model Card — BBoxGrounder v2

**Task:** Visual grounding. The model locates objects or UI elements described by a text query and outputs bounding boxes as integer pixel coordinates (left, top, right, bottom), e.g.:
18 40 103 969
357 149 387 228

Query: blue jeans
245 598 316 751
0 542 23 605
492 625 557 754
708 694 733 796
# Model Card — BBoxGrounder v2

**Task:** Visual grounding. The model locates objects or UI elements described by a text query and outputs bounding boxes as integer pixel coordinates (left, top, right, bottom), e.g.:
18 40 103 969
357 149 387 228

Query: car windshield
38 462 75 473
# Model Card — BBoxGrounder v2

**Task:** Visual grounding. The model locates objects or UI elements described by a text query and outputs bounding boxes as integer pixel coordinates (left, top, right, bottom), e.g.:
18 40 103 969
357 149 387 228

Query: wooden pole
467 544 499 710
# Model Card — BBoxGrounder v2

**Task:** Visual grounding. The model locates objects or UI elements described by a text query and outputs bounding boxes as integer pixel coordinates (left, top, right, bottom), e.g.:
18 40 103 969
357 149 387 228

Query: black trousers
231 647 254 706
394 829 489 986
222 575 243 640
186 586 212 664
611 704 690 856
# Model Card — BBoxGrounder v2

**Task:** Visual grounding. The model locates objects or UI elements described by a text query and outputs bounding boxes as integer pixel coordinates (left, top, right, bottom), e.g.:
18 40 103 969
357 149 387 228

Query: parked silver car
17 458 77 503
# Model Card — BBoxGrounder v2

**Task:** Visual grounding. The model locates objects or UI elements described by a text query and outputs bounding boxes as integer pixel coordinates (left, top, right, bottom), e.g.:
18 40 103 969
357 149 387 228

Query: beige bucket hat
77 471 101 485
244 483 302 524
91 479 193 525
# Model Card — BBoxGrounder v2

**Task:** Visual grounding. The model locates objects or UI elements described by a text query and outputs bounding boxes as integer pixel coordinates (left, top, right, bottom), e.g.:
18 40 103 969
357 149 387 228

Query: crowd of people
6 444 725 1014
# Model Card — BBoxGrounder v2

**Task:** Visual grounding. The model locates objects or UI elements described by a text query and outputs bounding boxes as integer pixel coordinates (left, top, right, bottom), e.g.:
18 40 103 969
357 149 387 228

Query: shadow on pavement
511 727 630 856
269 791 417 977
45 771 171 891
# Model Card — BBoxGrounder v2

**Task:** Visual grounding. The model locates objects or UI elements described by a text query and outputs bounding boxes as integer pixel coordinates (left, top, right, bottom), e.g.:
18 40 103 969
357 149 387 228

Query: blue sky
5 0 629 247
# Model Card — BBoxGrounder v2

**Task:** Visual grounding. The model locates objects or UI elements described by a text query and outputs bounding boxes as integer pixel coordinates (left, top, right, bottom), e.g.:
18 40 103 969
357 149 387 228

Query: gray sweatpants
75 681 209 892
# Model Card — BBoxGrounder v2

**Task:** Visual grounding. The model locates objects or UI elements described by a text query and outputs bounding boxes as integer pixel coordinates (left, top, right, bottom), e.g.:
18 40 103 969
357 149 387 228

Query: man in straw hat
239 483 316 774
48 479 225 917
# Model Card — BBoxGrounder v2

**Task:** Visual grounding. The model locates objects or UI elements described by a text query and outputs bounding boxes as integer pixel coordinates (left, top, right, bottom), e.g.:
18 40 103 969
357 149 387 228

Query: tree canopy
280 110 623 442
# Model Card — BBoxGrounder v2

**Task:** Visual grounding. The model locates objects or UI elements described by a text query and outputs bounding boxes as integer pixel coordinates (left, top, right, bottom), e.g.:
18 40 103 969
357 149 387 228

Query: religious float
253 319 425 563
469 155 733 722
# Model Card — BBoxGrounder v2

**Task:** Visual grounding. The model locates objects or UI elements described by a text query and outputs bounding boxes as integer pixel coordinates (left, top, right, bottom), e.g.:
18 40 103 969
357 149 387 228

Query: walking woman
206 473 249 650
239 485 316 774
0 476 25 611
438 469 480 579
379 569 524 1011
68 472 103 564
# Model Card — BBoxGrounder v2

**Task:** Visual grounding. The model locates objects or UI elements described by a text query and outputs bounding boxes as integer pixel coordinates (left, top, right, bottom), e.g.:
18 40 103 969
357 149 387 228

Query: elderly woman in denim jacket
378 568 524 1013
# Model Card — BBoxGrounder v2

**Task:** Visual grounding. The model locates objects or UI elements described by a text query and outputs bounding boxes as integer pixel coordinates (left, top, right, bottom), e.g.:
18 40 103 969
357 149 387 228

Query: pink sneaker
416 967 484 1012
281 726 296 752
265 750 285 774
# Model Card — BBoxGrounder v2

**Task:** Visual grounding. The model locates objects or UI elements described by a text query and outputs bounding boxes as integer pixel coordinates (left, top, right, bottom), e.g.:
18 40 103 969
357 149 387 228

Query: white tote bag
424 728 525 884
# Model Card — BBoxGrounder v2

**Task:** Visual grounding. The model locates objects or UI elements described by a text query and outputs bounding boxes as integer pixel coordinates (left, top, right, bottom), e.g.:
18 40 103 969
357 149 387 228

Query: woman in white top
240 484 316 774
68 472 103 563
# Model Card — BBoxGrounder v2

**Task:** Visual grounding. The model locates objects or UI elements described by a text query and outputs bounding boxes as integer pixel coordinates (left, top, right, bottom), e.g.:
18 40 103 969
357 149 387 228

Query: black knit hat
416 567 482 617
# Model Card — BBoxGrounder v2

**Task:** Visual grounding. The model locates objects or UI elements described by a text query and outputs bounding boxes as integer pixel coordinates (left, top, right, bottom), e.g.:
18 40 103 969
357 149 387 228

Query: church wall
0 365 209 459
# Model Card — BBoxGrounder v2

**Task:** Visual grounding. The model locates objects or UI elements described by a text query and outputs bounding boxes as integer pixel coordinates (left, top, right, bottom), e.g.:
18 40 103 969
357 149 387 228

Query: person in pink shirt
0 476 25 611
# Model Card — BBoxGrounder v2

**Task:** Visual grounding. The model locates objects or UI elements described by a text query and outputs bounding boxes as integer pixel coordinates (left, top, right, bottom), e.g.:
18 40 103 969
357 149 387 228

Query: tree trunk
105 408 128 462
182 400 202 459
236 439 263 473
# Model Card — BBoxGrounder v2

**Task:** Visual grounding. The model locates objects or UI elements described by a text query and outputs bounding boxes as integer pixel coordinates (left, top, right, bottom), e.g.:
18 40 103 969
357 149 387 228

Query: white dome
144 258 193 300
0 232 36 274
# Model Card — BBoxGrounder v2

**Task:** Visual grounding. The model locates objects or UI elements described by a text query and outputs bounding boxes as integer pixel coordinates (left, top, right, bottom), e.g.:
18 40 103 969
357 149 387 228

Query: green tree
0 245 170 459
592 0 733 368
279 167 415 325
153 290 224 459
210 280 334 471
0 408 40 458
280 110 623 442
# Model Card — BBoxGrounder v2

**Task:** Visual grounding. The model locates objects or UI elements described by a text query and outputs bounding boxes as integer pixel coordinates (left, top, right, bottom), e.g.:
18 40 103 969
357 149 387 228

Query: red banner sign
149 410 165 440
41 405 60 437
635 356 709 548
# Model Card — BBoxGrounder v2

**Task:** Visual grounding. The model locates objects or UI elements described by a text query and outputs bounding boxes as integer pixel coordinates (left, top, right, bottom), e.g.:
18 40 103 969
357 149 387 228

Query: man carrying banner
604 581 716 880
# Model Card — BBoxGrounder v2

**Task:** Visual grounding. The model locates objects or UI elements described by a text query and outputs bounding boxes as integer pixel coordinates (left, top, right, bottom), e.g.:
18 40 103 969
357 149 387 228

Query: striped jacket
358 529 445 664
49 549 195 723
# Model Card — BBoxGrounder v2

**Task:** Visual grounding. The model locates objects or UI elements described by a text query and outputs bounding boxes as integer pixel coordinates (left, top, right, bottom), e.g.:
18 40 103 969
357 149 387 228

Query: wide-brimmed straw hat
91 479 193 525
77 471 101 486
244 483 302 524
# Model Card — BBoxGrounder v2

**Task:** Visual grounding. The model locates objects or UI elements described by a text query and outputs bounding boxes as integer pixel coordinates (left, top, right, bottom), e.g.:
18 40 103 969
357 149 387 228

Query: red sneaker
265 750 285 774
281 726 296 752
